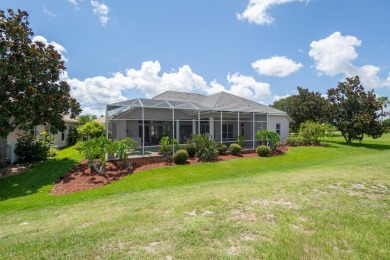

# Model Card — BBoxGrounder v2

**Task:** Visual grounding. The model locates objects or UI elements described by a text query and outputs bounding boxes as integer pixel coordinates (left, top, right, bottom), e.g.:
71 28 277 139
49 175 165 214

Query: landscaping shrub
173 149 188 164
192 134 218 162
47 147 60 157
159 136 178 161
256 130 280 150
78 121 105 140
78 137 137 175
285 136 305 146
256 145 270 157
229 143 241 155
67 127 79 145
299 121 326 144
15 132 54 162
235 136 244 146
217 143 227 155
178 144 187 151
186 144 196 158
111 137 137 168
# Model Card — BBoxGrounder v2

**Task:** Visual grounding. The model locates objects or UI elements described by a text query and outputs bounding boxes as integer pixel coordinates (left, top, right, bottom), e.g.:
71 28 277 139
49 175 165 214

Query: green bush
67 126 79 145
159 136 179 161
229 143 241 155
173 149 188 164
78 121 105 140
15 132 54 162
256 130 280 150
256 145 270 156
186 144 196 157
299 121 326 144
235 136 244 146
47 147 60 157
78 137 137 175
217 143 227 155
192 134 218 162
285 136 305 146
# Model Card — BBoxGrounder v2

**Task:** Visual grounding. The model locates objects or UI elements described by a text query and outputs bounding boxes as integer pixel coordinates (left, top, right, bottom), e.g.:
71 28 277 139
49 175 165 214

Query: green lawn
0 135 389 259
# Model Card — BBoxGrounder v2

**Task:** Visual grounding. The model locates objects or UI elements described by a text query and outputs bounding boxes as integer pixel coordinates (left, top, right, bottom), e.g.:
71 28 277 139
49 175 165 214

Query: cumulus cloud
309 32 361 76
227 73 271 100
309 32 385 89
252 56 303 77
32 36 68 62
91 0 110 26
65 61 272 116
273 94 291 101
237 0 306 25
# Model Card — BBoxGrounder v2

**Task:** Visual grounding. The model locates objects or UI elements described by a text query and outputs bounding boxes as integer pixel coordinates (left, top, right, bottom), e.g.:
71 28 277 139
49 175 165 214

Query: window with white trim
276 123 281 135
222 124 233 139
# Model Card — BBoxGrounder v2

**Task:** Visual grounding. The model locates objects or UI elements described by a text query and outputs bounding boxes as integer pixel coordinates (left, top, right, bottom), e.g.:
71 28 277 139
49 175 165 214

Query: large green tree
327 76 386 144
0 9 81 167
285 87 329 132
78 114 97 126
270 96 293 115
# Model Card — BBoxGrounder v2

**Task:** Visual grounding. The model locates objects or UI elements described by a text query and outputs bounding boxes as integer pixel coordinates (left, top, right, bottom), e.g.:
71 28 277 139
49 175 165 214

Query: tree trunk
0 137 8 168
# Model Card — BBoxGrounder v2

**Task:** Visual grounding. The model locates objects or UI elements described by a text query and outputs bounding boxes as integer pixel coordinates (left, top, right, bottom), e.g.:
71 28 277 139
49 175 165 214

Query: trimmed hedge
173 149 188 164
256 145 270 157
229 143 241 155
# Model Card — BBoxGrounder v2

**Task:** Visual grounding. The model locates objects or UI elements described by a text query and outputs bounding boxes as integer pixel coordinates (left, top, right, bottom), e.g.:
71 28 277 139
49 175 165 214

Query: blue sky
2 0 390 115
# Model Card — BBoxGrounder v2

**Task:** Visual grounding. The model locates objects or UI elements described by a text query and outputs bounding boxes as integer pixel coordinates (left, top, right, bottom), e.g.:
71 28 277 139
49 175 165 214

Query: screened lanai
106 91 289 155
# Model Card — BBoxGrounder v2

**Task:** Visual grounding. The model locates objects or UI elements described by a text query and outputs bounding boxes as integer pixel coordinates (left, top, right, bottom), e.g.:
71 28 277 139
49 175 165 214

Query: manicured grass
0 134 389 258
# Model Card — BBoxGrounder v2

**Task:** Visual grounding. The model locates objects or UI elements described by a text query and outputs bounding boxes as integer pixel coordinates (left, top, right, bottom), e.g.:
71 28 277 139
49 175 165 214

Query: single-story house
6 115 79 163
106 91 290 155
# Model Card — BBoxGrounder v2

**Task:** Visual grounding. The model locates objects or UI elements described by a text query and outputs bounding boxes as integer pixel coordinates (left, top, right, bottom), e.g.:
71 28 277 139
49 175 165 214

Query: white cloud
65 61 272 116
309 32 361 76
32 36 68 62
227 73 271 100
91 0 110 26
237 0 306 25
67 0 79 5
252 56 303 77
273 94 291 101
309 32 384 89
43 7 57 17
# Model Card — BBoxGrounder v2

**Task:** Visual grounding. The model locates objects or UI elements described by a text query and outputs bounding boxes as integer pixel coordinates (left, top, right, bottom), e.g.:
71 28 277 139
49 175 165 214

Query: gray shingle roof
153 91 207 104
108 91 286 115
153 91 286 114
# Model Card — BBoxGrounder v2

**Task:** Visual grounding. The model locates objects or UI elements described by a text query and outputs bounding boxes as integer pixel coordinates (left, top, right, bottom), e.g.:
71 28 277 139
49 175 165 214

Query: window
222 124 233 139
200 124 209 134
276 123 281 135
61 132 65 141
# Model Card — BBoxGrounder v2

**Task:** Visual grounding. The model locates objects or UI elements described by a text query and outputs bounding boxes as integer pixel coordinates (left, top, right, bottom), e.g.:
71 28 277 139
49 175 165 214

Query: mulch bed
49 146 288 195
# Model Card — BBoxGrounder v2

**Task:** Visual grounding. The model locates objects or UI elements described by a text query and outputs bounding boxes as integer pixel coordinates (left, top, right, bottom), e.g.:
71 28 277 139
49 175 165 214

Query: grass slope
0 135 389 259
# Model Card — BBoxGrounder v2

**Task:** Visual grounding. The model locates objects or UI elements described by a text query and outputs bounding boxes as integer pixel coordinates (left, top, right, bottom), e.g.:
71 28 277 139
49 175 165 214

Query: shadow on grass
0 157 79 201
324 139 390 151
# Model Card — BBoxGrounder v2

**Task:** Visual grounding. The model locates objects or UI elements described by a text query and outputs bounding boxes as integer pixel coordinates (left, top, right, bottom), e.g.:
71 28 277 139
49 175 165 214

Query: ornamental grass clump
173 149 188 164
256 145 270 157
229 143 241 155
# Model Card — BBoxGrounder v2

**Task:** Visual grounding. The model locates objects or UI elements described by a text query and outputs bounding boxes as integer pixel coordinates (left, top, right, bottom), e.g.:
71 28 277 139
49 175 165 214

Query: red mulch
50 146 288 195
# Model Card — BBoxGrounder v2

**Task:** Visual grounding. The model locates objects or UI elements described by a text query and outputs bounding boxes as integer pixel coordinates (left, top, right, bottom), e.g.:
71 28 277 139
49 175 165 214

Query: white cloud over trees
309 32 383 89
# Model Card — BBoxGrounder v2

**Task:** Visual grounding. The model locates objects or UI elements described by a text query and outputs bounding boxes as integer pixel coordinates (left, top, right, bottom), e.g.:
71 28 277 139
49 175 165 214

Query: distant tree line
271 76 389 144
